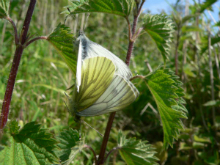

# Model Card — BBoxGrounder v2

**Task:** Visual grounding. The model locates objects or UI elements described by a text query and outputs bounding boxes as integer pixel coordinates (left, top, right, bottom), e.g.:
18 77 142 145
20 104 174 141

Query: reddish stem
98 112 116 164
25 36 48 47
0 0 36 131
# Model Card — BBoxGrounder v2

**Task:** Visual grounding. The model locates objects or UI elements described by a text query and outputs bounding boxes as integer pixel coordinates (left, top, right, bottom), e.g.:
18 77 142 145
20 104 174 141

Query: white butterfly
70 33 139 117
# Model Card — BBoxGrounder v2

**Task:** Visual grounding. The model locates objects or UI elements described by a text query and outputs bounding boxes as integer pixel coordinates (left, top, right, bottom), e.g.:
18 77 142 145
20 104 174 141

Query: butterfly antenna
83 13 90 30
80 13 85 32
82 120 103 137
66 84 74 91
64 100 70 113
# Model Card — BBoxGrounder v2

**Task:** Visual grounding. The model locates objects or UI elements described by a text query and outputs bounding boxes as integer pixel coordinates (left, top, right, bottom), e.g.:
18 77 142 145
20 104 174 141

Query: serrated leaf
47 24 77 74
145 69 187 148
57 129 80 163
199 0 217 13
65 0 135 18
201 36 220 54
142 14 174 61
117 131 158 165
0 0 9 18
0 122 59 165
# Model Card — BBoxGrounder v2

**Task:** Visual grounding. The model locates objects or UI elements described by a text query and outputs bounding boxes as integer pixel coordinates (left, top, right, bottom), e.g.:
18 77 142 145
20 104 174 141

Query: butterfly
69 33 139 118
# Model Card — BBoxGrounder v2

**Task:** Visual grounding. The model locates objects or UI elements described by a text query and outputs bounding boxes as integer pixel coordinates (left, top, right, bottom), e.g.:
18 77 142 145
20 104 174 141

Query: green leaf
181 25 202 32
0 0 9 18
65 0 135 18
214 21 220 27
117 131 158 165
47 24 77 74
0 121 59 165
142 14 174 61
145 69 187 148
199 0 218 13
203 100 220 107
181 15 197 24
201 36 220 54
57 129 80 163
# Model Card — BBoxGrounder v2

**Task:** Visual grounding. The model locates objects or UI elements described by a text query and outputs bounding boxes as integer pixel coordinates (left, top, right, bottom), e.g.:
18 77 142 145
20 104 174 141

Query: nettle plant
0 0 187 165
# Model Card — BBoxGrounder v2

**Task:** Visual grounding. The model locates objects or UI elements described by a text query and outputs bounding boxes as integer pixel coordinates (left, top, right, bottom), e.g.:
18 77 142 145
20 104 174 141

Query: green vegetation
0 0 219 164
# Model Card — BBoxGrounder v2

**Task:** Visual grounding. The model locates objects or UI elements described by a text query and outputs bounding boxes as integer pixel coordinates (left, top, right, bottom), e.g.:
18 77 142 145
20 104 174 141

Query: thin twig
24 36 48 47
130 75 145 81
125 17 132 41
6 16 19 45
208 30 215 126
103 147 119 163
82 145 98 165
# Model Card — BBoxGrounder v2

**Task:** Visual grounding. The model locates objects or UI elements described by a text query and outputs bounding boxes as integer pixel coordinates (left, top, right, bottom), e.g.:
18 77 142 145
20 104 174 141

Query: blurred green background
0 0 219 164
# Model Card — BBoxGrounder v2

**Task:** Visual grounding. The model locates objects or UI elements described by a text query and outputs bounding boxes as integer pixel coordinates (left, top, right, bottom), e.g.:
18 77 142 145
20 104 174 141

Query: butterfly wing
76 75 139 116
78 34 132 79
71 56 116 113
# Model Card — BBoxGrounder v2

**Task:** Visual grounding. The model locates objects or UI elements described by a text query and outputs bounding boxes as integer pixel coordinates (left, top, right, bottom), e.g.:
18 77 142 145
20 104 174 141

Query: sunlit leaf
201 36 220 54
142 14 174 61
214 21 220 27
199 0 218 13
145 69 187 148
181 25 202 32
117 131 158 165
0 122 58 165
65 0 135 18
203 100 220 107
57 129 80 163
47 24 77 74
181 15 196 24
0 0 9 18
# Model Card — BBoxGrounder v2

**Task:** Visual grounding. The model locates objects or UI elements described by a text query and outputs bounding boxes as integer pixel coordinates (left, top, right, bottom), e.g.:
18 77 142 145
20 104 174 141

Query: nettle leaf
0 121 58 165
117 131 159 165
145 69 187 148
57 129 80 163
142 14 174 61
47 24 77 74
65 0 135 18
0 0 9 18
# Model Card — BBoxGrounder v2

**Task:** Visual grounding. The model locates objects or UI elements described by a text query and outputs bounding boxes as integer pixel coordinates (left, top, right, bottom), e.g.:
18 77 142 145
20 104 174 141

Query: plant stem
208 31 215 126
83 145 98 165
97 1 145 164
0 0 36 132
6 17 19 44
25 36 48 47
175 26 180 75
97 112 116 164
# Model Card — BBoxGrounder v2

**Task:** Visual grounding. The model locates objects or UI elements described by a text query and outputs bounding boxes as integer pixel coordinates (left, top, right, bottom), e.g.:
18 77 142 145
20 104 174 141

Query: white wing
76 39 82 92
76 75 139 116
77 33 132 79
